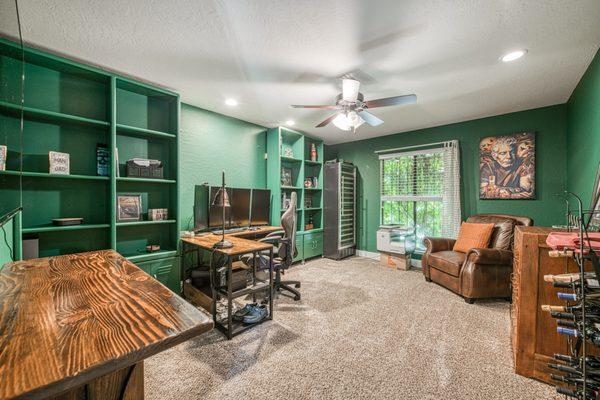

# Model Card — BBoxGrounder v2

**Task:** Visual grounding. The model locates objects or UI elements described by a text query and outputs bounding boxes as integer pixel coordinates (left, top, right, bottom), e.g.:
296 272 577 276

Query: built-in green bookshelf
0 38 180 292
266 127 324 262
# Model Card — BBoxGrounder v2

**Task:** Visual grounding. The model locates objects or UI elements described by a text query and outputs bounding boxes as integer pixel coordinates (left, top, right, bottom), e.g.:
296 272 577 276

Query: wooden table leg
51 362 144 400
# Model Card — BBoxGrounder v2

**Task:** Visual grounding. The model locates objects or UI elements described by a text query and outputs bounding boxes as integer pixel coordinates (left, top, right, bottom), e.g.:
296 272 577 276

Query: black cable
1 224 14 262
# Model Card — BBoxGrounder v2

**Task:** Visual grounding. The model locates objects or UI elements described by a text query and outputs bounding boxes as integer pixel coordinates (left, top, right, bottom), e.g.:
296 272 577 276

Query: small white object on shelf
49 151 70 175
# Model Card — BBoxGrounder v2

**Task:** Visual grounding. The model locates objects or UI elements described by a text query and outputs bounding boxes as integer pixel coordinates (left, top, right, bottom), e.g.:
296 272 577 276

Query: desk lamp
212 171 233 248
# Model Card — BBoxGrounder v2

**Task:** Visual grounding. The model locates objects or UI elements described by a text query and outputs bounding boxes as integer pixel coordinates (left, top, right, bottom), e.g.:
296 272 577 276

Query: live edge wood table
0 250 213 400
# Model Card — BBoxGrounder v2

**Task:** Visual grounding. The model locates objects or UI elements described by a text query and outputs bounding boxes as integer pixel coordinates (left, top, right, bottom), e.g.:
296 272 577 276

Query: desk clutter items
126 158 163 179
49 151 70 174
146 244 161 253
148 208 168 221
304 197 312 208
304 176 318 188
180 230 195 238
0 145 6 171
117 194 142 221
52 218 83 226
96 144 109 176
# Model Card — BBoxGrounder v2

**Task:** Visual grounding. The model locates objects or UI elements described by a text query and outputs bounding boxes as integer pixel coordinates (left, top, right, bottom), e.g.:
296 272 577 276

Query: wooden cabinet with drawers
511 226 597 384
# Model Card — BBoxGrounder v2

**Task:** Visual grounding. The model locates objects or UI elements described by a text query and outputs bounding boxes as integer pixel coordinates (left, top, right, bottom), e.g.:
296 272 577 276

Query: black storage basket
126 159 164 179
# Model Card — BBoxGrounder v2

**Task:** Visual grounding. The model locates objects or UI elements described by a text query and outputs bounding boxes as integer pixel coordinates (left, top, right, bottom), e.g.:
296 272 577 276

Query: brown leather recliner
422 214 533 303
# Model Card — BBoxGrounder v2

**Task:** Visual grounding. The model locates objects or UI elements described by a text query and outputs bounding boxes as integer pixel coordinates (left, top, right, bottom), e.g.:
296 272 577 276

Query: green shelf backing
0 38 180 264
267 127 324 259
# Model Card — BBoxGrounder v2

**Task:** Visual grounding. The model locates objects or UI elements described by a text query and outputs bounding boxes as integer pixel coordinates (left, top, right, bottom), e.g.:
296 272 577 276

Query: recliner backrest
279 192 298 266
466 214 533 251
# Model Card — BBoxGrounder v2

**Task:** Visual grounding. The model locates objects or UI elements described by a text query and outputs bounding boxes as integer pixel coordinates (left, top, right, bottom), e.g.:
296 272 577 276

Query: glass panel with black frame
0 0 25 264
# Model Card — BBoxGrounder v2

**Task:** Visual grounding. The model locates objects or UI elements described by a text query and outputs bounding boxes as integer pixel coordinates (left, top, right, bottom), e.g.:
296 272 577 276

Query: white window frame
379 148 445 251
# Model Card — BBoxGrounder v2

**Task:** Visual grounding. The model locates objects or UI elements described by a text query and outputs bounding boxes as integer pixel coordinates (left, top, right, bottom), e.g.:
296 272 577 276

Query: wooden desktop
0 250 212 400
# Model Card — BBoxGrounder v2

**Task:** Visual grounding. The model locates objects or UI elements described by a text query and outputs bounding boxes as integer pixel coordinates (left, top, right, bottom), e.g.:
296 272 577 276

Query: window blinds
380 149 444 202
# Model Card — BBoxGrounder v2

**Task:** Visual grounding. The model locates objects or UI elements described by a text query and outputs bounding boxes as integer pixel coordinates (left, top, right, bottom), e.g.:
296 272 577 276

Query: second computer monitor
251 189 271 226
230 188 251 228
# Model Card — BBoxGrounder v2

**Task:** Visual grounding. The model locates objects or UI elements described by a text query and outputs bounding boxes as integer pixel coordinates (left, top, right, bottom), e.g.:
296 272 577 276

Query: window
380 149 444 251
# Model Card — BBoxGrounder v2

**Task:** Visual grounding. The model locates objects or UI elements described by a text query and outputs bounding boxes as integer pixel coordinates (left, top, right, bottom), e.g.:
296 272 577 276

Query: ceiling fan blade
357 110 384 127
290 104 340 109
365 94 416 108
315 113 339 128
342 79 360 102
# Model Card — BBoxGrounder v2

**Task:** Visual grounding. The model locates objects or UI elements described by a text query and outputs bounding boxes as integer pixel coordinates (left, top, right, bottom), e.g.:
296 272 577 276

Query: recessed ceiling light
286 120 295 126
501 50 527 62
225 98 238 106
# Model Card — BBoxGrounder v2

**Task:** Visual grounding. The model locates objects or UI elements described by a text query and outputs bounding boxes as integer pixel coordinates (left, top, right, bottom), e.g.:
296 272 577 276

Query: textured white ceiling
1 0 600 144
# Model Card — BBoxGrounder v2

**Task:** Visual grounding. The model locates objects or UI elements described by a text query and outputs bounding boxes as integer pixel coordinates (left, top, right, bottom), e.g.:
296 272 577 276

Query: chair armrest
423 237 456 253
465 248 513 266
265 230 284 239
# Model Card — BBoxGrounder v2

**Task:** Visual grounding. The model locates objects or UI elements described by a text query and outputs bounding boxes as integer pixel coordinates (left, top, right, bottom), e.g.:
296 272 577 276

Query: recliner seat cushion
428 251 466 277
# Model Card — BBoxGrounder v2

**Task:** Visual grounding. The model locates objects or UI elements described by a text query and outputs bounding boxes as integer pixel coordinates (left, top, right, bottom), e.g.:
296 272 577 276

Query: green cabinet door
293 233 304 263
135 256 181 293
303 231 323 260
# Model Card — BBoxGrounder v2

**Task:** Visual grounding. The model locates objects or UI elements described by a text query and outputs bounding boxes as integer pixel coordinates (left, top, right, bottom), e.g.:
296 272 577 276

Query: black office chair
242 192 301 300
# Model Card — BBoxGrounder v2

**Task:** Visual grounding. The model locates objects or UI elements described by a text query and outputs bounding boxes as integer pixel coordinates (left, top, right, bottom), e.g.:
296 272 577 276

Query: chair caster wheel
465 298 475 304
295 283 301 288
294 295 301 301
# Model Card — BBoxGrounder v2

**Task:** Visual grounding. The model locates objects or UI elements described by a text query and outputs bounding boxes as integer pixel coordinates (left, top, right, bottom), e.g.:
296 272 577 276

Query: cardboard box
380 252 411 270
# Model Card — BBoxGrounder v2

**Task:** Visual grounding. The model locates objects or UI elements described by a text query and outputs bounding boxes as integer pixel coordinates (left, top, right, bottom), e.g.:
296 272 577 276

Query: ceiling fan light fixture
342 79 360 102
332 113 351 131
332 111 364 132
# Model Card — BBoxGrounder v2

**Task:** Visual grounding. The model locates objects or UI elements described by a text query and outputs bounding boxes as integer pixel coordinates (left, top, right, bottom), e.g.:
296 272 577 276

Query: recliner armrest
465 248 513 266
423 237 457 254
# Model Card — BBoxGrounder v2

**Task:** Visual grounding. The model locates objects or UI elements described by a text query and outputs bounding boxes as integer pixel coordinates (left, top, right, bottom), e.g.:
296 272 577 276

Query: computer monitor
193 184 209 232
230 188 251 228
251 189 271 226
208 186 232 229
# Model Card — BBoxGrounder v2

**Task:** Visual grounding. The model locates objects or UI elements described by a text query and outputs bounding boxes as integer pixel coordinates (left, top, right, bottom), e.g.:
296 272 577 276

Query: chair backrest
279 192 298 266
466 213 533 251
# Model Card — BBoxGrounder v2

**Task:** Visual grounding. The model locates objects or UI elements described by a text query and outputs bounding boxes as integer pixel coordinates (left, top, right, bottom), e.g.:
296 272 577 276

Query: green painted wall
567 48 600 204
0 218 14 267
179 103 267 230
327 104 568 253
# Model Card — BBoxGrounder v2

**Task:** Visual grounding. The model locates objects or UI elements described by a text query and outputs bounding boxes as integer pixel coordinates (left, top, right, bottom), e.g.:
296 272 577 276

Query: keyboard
211 227 245 235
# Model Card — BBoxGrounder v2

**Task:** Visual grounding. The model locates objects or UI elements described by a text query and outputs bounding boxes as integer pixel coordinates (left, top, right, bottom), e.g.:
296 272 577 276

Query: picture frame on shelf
281 167 293 187
148 208 168 221
117 194 142 221
49 151 70 175
0 145 6 171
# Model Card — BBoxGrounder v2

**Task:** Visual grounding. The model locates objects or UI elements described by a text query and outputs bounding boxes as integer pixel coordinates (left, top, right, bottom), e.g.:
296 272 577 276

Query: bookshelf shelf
0 170 110 181
1 38 181 292
0 100 110 128
116 123 176 139
22 223 110 234
116 177 176 184
116 220 176 227
267 127 324 262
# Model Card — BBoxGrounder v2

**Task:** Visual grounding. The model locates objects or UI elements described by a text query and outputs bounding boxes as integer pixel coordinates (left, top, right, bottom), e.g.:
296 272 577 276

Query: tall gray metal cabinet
324 161 356 259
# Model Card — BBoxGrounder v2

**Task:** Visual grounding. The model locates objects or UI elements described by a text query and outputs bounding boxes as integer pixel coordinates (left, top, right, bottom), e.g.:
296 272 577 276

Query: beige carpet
145 256 559 400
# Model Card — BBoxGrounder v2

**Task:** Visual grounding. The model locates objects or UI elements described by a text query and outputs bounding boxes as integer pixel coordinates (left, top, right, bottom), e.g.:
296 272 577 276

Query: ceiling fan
291 78 416 133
